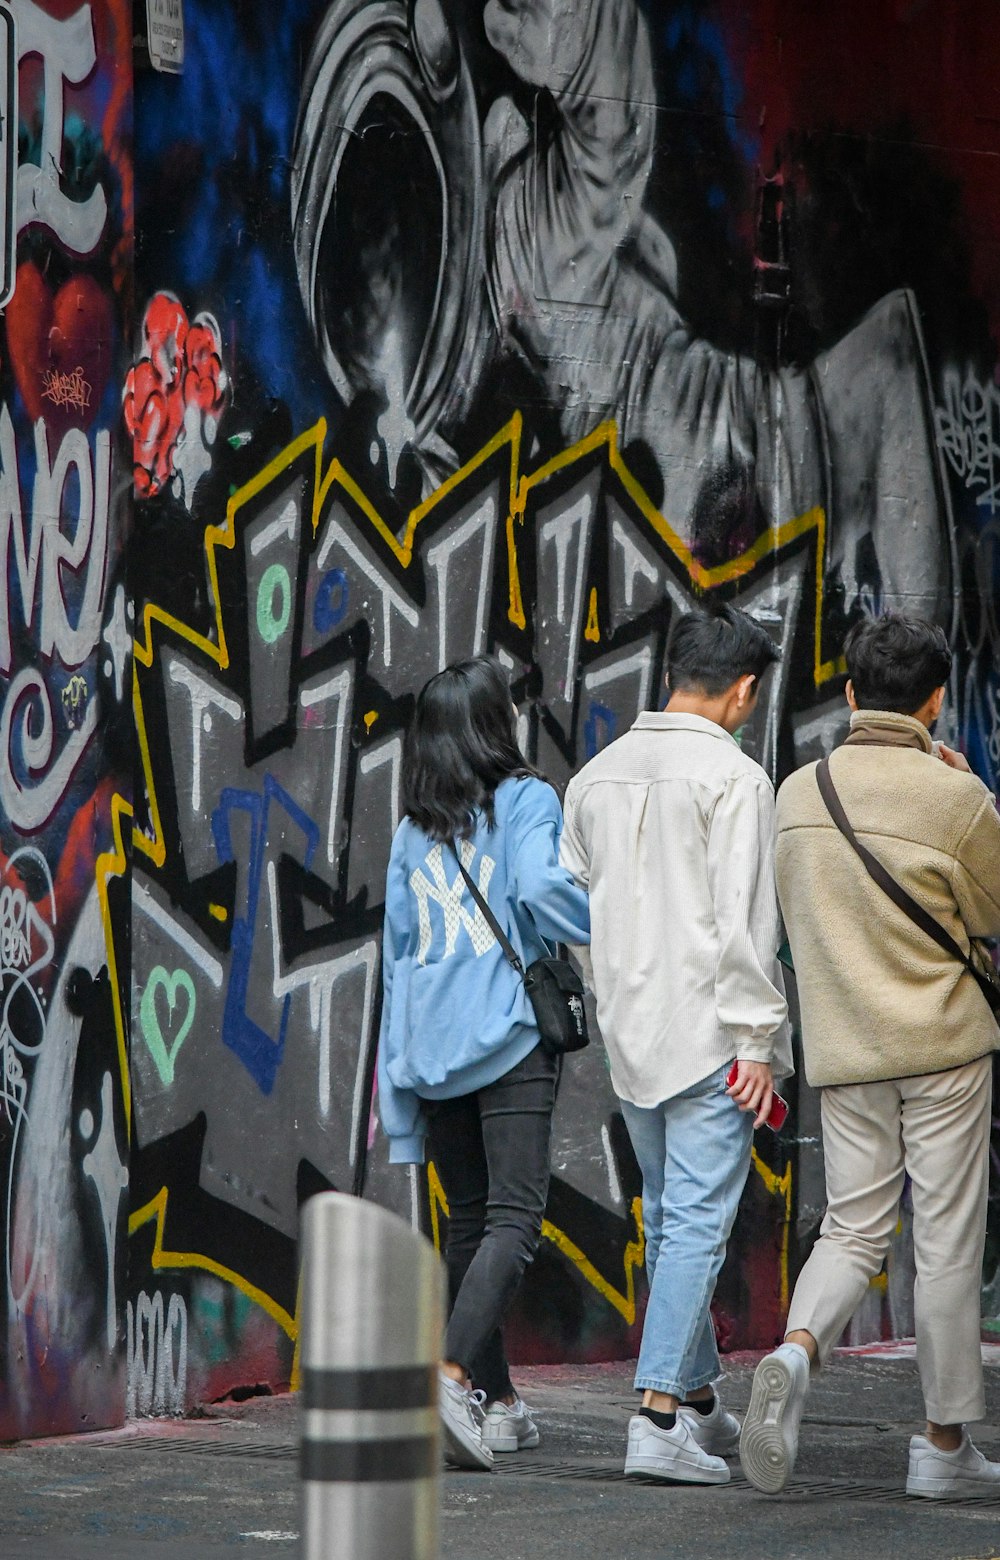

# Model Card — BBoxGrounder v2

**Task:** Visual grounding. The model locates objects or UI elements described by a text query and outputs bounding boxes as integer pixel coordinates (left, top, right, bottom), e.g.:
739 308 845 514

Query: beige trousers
786 1054 993 1425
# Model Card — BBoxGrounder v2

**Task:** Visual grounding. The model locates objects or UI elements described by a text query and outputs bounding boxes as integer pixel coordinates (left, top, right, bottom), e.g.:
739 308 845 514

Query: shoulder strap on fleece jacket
815 755 987 984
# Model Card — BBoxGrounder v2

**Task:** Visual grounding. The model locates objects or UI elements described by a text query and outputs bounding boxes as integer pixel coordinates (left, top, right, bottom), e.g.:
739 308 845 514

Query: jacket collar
632 711 739 746
845 709 933 753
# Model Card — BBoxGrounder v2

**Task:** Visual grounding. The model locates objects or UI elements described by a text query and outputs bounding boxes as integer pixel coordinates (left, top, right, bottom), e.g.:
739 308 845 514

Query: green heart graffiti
140 966 196 1086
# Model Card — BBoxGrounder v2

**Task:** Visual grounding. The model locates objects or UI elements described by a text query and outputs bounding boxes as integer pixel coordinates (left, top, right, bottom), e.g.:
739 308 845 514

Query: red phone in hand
726 1062 789 1133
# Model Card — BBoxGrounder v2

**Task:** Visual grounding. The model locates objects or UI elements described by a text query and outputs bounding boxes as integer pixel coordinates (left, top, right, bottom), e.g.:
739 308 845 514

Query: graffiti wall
0 0 132 1438
126 0 1000 1406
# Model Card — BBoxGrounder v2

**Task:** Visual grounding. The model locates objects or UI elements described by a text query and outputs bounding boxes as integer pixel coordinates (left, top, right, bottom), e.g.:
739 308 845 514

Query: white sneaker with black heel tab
481 1398 540 1452
906 1432 1000 1497
625 1412 731 1483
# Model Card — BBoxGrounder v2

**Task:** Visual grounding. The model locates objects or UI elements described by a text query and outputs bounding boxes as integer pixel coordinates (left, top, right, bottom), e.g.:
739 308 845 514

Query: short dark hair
843 614 952 715
666 604 781 696
402 655 539 841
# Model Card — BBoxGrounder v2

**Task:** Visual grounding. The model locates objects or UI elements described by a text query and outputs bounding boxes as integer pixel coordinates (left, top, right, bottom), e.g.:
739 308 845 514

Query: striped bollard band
301 1365 439 1483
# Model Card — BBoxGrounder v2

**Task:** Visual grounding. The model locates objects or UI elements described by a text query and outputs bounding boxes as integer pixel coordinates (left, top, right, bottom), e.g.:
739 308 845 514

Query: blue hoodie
377 776 591 1163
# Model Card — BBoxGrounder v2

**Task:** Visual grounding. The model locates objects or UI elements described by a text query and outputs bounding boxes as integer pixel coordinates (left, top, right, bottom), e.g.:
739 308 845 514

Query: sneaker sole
739 1356 800 1494
907 1475 1000 1499
625 1454 730 1485
483 1430 541 1453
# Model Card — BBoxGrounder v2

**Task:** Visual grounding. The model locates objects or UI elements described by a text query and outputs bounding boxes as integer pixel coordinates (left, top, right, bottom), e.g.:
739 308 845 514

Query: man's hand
936 743 972 773
726 1060 774 1130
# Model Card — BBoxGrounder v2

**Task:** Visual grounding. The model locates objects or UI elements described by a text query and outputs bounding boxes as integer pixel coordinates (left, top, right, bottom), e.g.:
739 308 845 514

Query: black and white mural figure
293 0 955 627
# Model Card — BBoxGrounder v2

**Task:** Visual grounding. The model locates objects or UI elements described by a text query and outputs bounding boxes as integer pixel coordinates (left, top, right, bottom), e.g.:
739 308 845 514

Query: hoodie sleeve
509 780 591 946
376 824 427 1165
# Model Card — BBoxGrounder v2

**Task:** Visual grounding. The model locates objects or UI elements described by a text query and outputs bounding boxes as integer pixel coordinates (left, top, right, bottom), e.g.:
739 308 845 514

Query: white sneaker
739 1343 811 1493
906 1432 1000 1498
481 1398 540 1452
625 1412 730 1484
679 1396 741 1457
439 1373 494 1471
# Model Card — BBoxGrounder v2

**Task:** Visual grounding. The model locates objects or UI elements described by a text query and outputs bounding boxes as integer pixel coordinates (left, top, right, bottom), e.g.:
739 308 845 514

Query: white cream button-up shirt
560 712 792 1108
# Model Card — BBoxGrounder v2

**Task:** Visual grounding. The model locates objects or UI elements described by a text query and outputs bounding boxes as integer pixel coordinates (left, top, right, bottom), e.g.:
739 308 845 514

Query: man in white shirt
561 604 791 1484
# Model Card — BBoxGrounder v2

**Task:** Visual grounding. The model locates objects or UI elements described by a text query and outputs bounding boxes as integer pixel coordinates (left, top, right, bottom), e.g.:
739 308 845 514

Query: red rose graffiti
124 293 230 505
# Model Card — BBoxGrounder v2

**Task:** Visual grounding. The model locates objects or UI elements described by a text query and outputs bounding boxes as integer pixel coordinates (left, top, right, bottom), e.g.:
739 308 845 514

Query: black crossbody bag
816 756 1000 1020
447 844 590 1056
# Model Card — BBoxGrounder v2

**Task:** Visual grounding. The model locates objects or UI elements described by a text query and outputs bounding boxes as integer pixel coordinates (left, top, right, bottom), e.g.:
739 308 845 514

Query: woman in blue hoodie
378 655 590 1470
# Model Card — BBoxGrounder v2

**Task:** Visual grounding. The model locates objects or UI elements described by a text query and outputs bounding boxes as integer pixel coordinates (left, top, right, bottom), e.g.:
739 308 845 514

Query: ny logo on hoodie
410 841 498 965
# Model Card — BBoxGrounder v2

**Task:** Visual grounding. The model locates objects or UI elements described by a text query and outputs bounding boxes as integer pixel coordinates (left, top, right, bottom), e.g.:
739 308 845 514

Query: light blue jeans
620 1063 754 1396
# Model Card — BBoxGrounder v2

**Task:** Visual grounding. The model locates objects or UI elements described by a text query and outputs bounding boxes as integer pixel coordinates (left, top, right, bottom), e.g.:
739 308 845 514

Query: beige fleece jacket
776 710 1000 1087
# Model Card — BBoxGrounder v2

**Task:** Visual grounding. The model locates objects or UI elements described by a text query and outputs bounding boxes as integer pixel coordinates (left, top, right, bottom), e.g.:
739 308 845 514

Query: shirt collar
846 709 933 753
631 711 740 746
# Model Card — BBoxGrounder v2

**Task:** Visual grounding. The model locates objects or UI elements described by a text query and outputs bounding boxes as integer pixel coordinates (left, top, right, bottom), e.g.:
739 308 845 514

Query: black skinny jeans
423 1043 559 1402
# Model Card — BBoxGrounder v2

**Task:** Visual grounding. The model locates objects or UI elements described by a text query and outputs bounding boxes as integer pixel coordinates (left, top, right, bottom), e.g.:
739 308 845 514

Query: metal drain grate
490 1458 625 1483
489 1459 751 1489
777 1478 1000 1510
490 1461 1000 1508
83 1435 297 1461
54 1436 1000 1508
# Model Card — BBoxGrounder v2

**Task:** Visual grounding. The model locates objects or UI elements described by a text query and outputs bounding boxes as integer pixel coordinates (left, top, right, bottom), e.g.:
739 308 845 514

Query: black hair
402 655 539 840
843 614 952 714
666 604 781 697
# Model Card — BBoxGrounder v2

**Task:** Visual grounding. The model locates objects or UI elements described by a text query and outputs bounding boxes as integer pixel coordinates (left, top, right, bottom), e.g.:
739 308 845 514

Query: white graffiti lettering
126 1289 188 1417
0 668 98 832
81 1071 128 1351
935 366 1000 515
1 847 55 1314
34 417 112 667
539 491 594 696
424 496 496 670
165 654 242 816
16 1 108 252
317 509 418 669
0 408 111 828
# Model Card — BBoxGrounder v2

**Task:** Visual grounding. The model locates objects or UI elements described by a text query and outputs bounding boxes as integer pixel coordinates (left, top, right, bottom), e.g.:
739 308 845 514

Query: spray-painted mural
0 0 132 1438
126 0 1000 1407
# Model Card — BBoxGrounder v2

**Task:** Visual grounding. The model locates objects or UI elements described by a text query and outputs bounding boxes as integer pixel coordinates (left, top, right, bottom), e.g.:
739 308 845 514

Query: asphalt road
2 1345 998 1559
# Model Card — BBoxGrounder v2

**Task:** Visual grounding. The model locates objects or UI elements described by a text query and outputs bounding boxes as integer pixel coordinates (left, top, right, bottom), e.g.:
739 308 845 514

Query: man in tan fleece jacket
740 614 1000 1500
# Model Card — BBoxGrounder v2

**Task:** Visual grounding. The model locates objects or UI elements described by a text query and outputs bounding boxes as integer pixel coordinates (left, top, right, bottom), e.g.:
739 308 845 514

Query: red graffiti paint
124 293 229 500
5 263 113 434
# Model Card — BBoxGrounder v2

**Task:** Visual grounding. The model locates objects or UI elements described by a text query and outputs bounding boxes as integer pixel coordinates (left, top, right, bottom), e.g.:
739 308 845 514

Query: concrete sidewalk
2 1345 998 1558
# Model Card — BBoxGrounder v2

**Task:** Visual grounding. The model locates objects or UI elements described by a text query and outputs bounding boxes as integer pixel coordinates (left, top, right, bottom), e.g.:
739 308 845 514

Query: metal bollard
300 1191 443 1560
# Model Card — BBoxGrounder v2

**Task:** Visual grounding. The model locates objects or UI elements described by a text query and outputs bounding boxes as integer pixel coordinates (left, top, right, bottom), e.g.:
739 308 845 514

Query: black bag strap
447 842 525 976
815 755 994 1000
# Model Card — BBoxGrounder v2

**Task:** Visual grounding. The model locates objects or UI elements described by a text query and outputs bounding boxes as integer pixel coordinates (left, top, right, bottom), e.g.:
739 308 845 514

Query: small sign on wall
0 1 15 309
147 0 184 75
